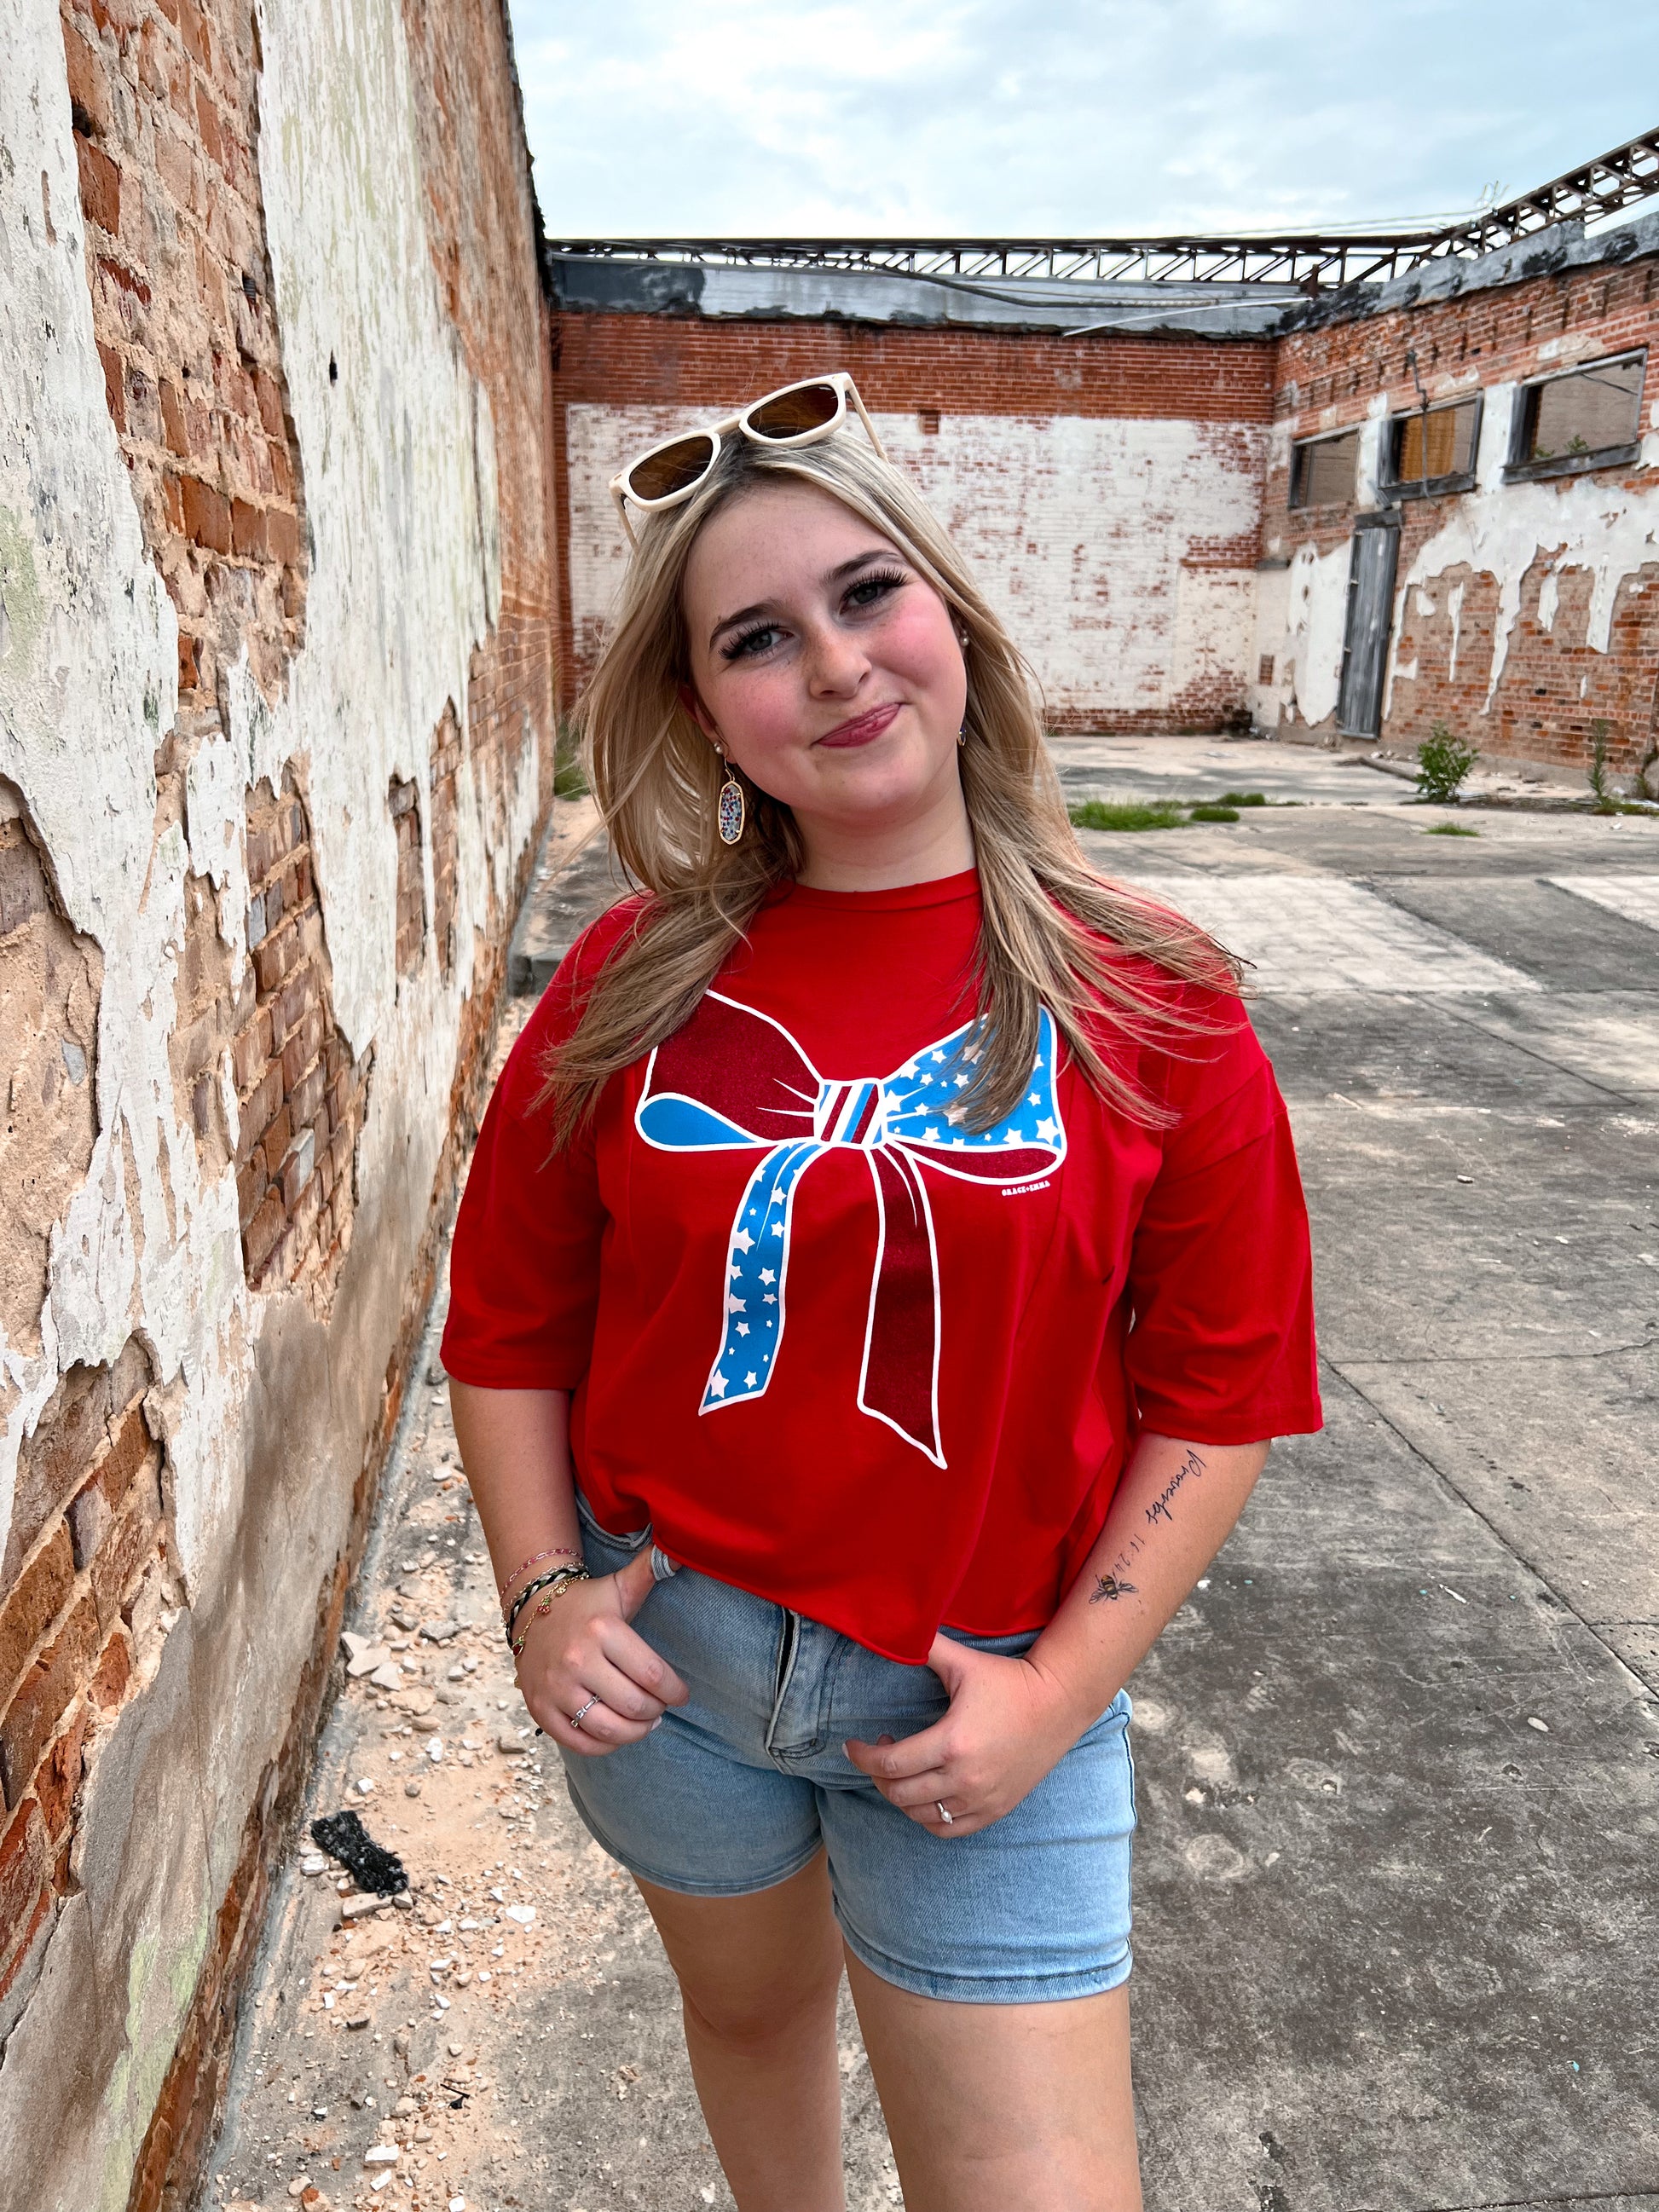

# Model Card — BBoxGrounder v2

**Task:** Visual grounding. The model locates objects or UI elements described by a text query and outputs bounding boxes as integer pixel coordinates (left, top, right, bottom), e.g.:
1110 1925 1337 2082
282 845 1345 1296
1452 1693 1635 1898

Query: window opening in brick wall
1384 396 1480 499
1290 429 1360 511
1506 351 1645 482
918 408 941 435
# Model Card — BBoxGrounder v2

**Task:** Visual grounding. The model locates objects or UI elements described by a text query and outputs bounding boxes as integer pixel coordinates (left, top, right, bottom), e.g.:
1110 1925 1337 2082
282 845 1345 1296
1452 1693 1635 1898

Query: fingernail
650 1717 663 1731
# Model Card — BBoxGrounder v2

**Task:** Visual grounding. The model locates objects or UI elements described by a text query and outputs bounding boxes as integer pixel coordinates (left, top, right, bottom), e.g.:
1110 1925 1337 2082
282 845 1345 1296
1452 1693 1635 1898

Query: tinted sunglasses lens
627 433 717 503
746 382 841 441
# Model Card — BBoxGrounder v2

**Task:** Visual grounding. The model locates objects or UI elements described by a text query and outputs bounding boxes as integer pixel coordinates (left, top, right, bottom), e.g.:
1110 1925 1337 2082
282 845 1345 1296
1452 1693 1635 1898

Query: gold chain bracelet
508 1565 592 1658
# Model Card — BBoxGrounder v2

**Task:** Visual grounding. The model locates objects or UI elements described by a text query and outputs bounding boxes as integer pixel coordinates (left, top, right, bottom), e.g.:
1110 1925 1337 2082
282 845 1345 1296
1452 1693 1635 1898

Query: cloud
510 0 1658 239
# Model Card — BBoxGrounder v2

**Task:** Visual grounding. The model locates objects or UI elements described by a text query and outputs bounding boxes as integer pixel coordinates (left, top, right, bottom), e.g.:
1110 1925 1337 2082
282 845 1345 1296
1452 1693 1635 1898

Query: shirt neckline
781 867 980 915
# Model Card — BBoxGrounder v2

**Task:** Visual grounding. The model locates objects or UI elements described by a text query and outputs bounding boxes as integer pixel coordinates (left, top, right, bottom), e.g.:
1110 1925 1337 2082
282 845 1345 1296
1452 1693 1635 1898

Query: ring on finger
936 1800 954 1825
570 1695 598 1730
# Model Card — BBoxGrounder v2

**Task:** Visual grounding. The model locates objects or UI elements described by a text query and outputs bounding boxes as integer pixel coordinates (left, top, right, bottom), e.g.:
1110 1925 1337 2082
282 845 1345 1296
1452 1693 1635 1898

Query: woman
442 375 1321 2211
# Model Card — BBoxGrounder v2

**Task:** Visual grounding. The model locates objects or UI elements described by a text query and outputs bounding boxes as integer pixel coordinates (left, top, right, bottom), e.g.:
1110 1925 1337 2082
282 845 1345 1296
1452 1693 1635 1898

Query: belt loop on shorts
764 1610 801 1757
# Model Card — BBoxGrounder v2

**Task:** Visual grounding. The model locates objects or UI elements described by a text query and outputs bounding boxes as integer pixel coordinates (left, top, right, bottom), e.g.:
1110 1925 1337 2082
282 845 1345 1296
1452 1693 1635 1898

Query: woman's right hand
512 1549 689 1755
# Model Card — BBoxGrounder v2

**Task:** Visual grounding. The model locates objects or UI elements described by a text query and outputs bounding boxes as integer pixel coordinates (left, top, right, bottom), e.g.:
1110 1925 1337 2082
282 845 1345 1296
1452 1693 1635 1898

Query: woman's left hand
842 1635 1096 1837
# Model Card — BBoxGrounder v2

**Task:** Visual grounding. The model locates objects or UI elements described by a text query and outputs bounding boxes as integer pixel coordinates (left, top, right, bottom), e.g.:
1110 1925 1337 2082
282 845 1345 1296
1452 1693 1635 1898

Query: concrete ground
205 741 1659 2212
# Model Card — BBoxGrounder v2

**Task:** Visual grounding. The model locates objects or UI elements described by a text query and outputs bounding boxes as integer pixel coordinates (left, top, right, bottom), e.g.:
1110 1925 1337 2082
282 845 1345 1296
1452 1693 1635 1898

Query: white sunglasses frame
608 372 888 544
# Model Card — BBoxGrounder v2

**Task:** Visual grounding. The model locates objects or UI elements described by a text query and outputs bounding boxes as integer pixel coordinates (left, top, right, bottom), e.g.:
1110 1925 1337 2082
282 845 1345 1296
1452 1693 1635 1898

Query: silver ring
570 1696 598 1730
936 1801 953 1825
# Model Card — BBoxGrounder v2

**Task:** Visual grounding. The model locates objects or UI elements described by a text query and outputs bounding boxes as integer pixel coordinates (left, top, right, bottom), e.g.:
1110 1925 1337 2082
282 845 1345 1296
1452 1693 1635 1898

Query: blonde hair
541 427 1240 1141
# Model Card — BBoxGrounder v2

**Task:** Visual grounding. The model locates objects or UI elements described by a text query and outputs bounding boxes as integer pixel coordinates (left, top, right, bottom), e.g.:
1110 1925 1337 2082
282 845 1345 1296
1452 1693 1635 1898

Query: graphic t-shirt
442 869 1321 1663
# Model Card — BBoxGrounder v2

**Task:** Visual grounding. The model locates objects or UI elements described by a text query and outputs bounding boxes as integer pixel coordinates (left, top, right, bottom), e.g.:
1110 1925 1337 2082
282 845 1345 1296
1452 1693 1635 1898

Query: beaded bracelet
498 1545 582 1606
508 1566 591 1658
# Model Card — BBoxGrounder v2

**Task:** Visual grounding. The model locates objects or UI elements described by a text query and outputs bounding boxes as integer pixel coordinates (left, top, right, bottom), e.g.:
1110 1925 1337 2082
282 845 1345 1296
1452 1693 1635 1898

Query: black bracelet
504 1563 591 1649
504 1568 574 1645
508 1566 591 1657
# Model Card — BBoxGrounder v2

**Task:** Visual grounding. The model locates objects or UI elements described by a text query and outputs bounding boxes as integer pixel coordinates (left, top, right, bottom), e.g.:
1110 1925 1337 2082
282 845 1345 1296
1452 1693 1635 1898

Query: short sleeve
1124 998 1322 1444
439 911 633 1389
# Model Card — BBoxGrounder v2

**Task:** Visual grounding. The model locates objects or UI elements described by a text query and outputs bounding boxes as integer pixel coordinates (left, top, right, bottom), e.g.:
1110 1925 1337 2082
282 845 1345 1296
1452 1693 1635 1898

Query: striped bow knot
634 992 1066 1466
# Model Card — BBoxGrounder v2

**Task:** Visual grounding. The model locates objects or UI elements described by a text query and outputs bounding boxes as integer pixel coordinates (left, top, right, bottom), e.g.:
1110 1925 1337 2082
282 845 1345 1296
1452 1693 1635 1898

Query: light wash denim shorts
559 1491 1136 2005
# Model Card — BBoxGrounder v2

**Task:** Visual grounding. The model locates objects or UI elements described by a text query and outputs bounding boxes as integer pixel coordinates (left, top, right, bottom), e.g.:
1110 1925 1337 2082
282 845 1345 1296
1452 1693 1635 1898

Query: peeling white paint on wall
1279 539 1351 730
0 0 541 2194
566 405 1267 719
251 0 531 1057
1269 375 1659 740
0 0 181 1568
1396 384 1659 709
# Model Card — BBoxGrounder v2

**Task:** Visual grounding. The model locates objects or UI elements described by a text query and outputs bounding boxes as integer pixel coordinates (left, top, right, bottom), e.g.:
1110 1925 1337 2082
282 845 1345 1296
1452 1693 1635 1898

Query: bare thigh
845 1948 1142 2212
635 1851 844 2041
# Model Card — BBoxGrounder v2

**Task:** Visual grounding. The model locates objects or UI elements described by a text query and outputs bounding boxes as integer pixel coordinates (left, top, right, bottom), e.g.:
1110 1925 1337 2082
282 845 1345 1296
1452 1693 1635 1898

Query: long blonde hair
542 427 1240 1141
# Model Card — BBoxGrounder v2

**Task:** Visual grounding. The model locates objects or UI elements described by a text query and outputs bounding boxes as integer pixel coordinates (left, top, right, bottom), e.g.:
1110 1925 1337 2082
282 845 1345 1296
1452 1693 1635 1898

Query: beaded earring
716 754 746 846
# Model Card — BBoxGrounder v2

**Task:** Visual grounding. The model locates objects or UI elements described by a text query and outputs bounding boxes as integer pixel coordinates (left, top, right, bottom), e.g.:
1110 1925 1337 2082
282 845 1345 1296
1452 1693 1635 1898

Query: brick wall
234 773 373 1308
0 1340 170 2041
401 0 559 837
552 244 1659 773
1263 251 1659 774
429 702 463 981
553 315 1275 731
390 775 426 979
0 788 101 1359
62 0 307 707
0 0 556 2199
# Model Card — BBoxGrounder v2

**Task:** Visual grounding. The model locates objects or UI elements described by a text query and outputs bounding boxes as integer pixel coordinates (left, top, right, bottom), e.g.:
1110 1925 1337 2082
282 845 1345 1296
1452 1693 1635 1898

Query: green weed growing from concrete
1415 722 1479 804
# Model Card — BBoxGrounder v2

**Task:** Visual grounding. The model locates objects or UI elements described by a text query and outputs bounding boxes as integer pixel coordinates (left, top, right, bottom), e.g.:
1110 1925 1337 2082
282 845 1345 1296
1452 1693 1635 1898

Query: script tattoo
1090 1572 1138 1603
1145 1447 1206 1529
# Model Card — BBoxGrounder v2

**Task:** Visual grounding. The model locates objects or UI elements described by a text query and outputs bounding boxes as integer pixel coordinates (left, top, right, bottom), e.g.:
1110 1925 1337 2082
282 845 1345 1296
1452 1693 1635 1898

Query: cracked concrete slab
205 751 1659 2211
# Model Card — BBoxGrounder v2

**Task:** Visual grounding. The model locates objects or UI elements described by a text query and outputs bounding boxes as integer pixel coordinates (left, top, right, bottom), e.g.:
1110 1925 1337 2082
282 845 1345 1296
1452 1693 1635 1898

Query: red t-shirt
442 869 1321 1662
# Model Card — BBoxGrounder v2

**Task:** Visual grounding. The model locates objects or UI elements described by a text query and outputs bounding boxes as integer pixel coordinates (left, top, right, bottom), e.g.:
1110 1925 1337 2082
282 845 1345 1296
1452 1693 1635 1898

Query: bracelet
509 1566 591 1658
504 1568 575 1645
499 1545 583 1606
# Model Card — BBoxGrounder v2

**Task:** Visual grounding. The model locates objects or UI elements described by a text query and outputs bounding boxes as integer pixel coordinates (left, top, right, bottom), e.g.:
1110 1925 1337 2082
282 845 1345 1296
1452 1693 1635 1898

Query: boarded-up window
1290 430 1359 510
1387 398 1479 490
1515 354 1645 468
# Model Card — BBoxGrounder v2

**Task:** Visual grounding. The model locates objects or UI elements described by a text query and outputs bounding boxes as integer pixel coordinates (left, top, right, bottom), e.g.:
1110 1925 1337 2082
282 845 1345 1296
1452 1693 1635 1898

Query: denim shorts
558 1492 1136 2005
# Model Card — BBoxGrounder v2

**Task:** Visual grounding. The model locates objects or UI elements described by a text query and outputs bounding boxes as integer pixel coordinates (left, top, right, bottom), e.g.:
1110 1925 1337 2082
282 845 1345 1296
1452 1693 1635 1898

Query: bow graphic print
634 992 1066 1465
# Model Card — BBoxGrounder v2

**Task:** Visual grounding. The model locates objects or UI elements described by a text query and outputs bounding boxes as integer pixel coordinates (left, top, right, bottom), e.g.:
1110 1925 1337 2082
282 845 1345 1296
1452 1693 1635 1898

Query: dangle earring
715 752 747 846
957 721 968 748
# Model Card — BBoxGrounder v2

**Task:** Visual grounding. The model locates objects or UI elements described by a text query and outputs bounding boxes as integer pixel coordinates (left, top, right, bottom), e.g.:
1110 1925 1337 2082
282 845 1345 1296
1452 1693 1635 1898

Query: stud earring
716 754 746 846
957 723 968 748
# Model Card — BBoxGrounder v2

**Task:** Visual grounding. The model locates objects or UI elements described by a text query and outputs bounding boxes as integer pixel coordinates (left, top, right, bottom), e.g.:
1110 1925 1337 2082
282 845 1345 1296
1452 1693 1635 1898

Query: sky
506 0 1657 243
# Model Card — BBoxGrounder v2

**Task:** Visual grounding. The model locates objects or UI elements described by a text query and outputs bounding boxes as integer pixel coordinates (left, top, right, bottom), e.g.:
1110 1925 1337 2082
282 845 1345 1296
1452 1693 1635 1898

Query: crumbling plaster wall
0 0 543 2200
565 402 1267 731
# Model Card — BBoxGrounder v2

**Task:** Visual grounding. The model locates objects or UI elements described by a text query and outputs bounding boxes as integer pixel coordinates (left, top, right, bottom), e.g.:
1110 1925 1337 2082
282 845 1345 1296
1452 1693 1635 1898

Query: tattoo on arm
1145 1447 1206 1529
1086 1452 1208 1607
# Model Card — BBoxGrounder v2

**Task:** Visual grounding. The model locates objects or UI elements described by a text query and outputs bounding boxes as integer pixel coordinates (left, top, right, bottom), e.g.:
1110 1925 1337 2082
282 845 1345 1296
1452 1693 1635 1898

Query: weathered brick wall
552 246 1659 775
236 774 373 1304
1262 251 1659 775
552 314 1275 733
0 0 555 2203
61 0 307 707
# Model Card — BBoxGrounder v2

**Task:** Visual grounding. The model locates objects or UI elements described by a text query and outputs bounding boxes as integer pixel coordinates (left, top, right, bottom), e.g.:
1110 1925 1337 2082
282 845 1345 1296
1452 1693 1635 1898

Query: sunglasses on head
608 373 887 543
